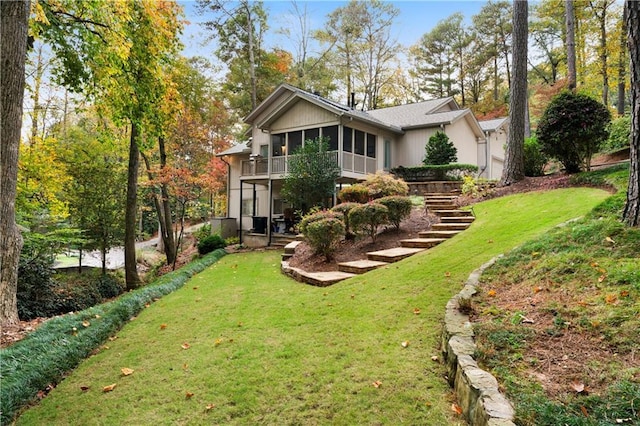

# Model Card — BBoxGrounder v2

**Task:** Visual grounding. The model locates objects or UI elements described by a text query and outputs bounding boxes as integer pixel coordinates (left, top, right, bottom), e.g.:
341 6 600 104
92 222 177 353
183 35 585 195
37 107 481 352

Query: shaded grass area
473 165 640 425
15 188 609 425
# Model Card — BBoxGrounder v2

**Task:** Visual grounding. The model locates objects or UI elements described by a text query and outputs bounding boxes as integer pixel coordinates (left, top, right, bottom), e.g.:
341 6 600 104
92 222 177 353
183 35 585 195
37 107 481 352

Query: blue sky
180 1 487 59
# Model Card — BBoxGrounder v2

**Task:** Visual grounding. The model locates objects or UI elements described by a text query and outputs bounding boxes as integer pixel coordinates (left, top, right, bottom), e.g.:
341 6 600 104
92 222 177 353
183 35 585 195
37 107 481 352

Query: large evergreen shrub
299 210 345 260
423 131 458 165
348 202 389 242
377 196 413 230
603 115 631 152
523 137 548 177
537 92 611 173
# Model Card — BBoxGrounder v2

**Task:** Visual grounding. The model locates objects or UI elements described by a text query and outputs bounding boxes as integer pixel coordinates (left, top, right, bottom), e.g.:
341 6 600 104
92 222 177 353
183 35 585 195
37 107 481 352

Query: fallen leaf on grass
598 274 607 283
193 286 199 290
160 324 167 330
580 405 589 417
80 386 90 392
620 290 629 298
103 384 117 393
571 380 589 395
214 338 223 346
121 368 134 376
401 341 410 348
444 271 451 278
451 403 463 415
82 320 90 327
185 392 194 399
431 355 439 362
181 342 191 350
413 308 421 315
205 404 216 412
605 294 618 305
372 380 382 388
533 286 544 293
605 236 615 244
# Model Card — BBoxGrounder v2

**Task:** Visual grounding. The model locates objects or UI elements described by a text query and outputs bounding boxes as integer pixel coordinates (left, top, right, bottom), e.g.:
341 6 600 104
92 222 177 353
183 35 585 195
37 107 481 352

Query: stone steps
441 216 475 224
432 222 471 231
400 237 446 249
432 209 474 217
366 247 425 263
419 230 462 239
338 259 389 274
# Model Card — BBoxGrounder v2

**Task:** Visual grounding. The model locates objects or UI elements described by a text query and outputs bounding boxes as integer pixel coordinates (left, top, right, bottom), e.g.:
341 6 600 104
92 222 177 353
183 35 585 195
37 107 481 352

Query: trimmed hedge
391 164 478 182
0 249 226 425
377 196 413 230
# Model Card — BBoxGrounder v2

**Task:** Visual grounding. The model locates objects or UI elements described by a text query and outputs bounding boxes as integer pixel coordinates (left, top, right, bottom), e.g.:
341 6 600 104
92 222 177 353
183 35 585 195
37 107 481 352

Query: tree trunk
244 1 258 111
565 0 577 90
501 0 528 186
617 6 628 116
0 1 28 325
124 122 142 289
623 0 639 227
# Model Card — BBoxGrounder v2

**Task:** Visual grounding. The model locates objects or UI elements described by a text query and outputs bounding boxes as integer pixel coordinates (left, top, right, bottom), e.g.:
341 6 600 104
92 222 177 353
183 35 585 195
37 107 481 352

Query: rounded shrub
603 115 631 152
361 171 409 199
523 137 548 177
424 131 458 165
338 184 370 203
299 210 345 260
377 196 413 230
17 257 61 319
197 234 227 255
331 202 360 238
95 274 125 299
348 202 389 242
537 91 611 173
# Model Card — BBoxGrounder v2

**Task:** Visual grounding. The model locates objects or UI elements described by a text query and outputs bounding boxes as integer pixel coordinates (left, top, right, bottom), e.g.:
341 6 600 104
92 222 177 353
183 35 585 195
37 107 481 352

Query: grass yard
16 188 609 425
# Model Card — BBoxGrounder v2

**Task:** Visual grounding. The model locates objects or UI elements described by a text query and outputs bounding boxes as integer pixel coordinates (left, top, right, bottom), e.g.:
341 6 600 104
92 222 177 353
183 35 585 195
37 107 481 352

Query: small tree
424 131 458 165
537 92 611 173
349 202 389 242
338 184 370 203
377 196 412 231
282 137 341 214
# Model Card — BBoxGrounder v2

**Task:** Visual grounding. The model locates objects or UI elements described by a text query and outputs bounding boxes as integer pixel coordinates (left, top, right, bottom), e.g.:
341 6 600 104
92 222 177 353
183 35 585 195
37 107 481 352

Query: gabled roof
217 142 251 157
478 117 509 132
245 84 404 134
366 98 458 126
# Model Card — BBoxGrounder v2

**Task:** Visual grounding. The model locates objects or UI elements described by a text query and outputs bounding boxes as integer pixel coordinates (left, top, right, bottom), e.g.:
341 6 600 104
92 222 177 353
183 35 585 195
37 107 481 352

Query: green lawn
17 188 609 425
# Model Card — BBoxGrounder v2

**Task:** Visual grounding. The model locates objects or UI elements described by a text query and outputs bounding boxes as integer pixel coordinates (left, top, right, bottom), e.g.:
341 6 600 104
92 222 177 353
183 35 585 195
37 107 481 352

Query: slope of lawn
16 187 609 425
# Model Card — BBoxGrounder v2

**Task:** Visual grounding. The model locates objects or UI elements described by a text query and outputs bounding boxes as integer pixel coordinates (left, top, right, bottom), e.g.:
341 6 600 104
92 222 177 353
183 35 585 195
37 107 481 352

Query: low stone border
442 256 516 426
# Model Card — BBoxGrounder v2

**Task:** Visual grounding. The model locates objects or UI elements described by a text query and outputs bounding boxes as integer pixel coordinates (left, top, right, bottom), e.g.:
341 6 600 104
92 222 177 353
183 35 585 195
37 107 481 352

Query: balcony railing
240 151 375 177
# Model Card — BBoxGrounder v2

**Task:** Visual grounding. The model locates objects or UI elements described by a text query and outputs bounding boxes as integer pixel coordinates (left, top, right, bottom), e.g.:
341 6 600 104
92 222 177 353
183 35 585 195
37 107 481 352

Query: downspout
479 131 489 178
267 179 273 246
239 181 243 244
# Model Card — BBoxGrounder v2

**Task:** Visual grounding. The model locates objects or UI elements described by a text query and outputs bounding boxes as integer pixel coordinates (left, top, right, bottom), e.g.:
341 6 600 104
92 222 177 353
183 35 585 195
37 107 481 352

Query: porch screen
343 126 353 152
322 126 338 150
272 134 285 156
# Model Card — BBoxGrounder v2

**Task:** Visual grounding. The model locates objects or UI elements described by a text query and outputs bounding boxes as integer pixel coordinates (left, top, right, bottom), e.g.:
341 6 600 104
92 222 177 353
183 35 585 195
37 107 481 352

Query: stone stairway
283 192 475 285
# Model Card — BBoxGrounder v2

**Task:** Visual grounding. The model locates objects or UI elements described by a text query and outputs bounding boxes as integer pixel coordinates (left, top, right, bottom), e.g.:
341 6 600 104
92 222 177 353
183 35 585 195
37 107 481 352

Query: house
478 117 510 180
217 83 506 246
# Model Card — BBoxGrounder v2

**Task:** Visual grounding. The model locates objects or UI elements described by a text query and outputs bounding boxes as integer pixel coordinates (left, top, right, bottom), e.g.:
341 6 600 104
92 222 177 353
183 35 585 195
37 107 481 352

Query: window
304 128 319 142
288 130 302 154
271 134 285 156
354 129 365 155
273 199 289 215
366 134 376 158
259 144 268 158
242 199 256 216
343 126 353 152
384 139 391 170
322 126 338 151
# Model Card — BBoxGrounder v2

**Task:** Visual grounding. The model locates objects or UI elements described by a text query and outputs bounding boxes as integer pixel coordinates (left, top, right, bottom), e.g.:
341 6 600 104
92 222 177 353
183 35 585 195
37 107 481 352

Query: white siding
270 100 338 131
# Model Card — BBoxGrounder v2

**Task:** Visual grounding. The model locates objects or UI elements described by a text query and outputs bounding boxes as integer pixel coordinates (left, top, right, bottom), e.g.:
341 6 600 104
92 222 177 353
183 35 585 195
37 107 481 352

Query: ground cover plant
472 165 640 425
12 187 609 425
0 250 227 424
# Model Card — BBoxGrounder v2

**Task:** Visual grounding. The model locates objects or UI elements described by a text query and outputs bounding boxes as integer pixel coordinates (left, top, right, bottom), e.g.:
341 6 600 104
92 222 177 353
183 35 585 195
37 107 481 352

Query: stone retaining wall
442 256 516 426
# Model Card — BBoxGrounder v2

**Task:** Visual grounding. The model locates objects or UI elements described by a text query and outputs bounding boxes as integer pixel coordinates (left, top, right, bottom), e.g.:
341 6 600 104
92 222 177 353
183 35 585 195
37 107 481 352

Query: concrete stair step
366 247 424 263
298 270 356 287
419 230 462 239
441 216 475 223
432 222 470 231
432 209 474 217
338 259 389 274
400 238 446 249
283 240 302 255
426 204 457 211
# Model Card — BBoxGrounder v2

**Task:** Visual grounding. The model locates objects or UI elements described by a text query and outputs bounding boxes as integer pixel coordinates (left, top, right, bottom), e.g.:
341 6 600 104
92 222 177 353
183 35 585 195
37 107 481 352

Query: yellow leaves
487 289 497 297
102 383 117 393
121 368 134 376
160 324 167 330
605 294 618 305
214 338 223 346
372 380 382 388
444 271 451 278
451 403 463 415
82 320 91 328
605 236 615 245
413 307 421 315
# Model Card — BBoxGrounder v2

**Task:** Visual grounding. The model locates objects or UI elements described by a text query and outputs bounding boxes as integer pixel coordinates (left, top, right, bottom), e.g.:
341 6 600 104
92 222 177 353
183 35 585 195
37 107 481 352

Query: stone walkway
282 193 475 286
